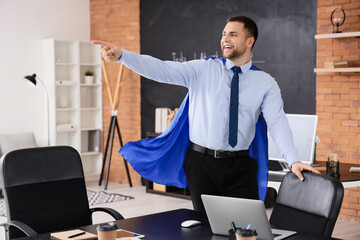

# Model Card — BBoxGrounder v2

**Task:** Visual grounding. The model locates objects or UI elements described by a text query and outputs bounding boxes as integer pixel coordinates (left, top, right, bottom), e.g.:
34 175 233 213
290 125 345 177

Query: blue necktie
229 66 241 148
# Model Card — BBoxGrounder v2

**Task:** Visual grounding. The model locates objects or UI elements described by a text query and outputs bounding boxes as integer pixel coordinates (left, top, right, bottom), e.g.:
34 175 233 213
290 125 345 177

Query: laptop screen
268 114 318 165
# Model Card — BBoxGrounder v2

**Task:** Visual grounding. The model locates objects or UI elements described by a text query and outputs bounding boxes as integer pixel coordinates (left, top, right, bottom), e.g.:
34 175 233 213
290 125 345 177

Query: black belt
189 142 249 159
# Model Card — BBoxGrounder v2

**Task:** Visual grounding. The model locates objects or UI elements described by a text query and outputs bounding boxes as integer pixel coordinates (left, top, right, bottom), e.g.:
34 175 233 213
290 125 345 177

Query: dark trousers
183 147 259 213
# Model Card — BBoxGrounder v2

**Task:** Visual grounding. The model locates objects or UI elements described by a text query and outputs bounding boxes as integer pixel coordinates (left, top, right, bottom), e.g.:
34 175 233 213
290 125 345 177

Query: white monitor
268 114 318 165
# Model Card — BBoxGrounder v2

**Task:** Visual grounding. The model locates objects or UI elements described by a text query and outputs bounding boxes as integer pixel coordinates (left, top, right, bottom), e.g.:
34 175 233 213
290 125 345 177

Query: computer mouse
181 220 201 228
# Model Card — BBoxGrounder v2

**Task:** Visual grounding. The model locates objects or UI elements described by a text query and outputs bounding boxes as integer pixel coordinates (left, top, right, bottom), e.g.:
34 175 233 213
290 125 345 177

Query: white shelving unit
314 32 360 73
43 39 102 181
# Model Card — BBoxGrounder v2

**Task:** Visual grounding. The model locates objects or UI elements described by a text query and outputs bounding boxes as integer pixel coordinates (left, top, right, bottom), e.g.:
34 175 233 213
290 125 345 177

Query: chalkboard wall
140 0 317 137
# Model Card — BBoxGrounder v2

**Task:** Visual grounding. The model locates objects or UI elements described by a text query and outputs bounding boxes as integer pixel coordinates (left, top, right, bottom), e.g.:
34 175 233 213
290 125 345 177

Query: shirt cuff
116 49 129 64
284 151 300 167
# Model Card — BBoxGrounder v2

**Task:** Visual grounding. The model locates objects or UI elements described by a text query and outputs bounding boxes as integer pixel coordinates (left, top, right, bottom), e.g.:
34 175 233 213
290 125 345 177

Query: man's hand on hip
92 40 122 62
291 161 321 181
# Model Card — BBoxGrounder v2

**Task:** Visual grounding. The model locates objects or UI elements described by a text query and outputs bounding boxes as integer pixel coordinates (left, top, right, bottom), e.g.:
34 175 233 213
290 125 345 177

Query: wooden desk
268 162 360 190
315 162 360 188
15 209 340 240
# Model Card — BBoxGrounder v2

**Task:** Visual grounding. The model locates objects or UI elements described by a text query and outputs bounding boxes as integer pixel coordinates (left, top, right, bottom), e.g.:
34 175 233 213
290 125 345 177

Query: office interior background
0 0 359 223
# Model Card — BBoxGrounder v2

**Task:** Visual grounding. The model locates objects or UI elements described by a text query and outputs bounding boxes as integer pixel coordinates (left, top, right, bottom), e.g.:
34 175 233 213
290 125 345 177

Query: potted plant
85 70 94 84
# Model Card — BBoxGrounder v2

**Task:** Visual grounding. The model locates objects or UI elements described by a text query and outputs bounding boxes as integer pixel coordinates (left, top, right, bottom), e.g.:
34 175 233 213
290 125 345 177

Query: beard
222 48 246 60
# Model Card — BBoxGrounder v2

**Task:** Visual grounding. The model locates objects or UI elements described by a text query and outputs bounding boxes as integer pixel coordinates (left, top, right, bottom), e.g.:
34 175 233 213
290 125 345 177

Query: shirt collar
225 58 252 75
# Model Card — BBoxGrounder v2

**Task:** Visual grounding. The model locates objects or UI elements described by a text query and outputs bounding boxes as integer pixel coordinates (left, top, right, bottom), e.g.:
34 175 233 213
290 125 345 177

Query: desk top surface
269 162 360 183
316 162 360 182
16 209 340 240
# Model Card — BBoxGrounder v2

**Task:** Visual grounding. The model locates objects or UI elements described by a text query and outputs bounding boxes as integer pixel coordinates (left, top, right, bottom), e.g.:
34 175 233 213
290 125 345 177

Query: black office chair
269 172 344 237
264 187 277 208
0 146 124 240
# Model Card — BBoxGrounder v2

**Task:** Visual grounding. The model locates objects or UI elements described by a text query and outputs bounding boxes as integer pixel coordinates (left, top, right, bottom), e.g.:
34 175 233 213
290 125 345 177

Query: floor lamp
24 74 50 146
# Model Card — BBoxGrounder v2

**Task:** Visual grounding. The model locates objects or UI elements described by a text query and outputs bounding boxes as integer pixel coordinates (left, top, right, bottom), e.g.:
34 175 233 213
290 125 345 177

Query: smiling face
221 21 254 65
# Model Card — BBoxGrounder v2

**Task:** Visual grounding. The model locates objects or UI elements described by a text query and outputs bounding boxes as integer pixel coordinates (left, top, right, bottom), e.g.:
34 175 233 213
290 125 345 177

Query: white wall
0 0 90 145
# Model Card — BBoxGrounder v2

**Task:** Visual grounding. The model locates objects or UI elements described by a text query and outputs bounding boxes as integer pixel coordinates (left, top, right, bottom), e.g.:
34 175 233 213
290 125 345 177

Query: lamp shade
23 73 50 146
24 74 37 86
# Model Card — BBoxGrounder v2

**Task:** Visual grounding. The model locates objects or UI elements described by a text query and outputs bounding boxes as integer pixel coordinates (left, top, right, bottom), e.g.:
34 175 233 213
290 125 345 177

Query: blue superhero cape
119 59 269 201
120 94 190 188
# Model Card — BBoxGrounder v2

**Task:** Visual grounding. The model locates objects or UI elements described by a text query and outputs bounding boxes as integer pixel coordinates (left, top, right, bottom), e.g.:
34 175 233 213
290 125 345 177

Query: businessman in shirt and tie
93 16 320 212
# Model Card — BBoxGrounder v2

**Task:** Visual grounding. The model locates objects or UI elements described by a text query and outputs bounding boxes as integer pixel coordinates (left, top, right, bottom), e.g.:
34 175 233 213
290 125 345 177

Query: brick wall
90 0 141 186
317 0 360 222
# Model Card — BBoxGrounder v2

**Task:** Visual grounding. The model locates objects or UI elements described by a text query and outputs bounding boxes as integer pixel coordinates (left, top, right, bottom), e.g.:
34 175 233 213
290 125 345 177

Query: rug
86 190 134 206
0 190 134 217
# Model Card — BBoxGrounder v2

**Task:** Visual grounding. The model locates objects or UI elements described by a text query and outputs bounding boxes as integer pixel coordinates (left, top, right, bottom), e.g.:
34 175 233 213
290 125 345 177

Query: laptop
201 194 296 240
268 114 318 173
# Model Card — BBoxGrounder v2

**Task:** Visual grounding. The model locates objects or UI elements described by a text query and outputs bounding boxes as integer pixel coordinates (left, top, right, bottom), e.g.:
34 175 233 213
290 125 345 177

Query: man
93 16 319 212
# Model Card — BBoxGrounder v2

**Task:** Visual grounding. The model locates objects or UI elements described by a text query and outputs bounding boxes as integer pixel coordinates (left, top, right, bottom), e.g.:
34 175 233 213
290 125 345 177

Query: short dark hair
227 16 258 49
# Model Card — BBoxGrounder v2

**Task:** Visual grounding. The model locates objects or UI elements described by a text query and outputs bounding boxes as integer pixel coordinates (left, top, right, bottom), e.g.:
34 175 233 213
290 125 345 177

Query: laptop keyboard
272 233 281 238
268 160 284 171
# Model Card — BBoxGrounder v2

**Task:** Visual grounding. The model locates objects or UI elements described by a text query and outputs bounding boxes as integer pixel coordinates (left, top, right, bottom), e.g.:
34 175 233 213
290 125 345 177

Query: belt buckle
214 150 226 158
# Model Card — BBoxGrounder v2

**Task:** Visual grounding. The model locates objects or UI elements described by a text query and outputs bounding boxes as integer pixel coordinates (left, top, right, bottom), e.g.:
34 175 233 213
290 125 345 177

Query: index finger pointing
92 40 112 48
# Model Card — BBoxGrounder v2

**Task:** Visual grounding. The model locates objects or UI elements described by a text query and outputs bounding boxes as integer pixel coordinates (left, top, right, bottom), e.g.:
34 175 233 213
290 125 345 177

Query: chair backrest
269 172 344 237
0 146 92 239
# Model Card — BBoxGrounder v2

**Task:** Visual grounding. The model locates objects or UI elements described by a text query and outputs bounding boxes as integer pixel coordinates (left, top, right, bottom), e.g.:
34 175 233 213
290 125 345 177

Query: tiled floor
1 181 360 239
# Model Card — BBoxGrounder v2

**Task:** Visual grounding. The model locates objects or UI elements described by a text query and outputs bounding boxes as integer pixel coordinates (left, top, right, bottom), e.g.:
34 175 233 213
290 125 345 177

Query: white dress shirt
118 50 299 166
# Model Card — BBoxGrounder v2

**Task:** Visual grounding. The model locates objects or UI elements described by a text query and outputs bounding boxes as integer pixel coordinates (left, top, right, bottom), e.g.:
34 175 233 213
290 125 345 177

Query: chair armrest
90 207 124 220
0 220 37 238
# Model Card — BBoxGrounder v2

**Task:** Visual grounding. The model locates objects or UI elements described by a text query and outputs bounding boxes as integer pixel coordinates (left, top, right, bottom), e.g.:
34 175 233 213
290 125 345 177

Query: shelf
315 31 360 39
80 83 101 87
56 108 77 111
80 63 101 66
81 107 101 111
55 62 77 66
83 173 100 182
314 67 360 73
81 127 101 131
56 128 77 132
81 151 101 156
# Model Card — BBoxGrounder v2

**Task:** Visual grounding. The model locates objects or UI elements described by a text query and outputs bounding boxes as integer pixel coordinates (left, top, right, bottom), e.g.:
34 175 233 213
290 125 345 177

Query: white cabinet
43 39 102 180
